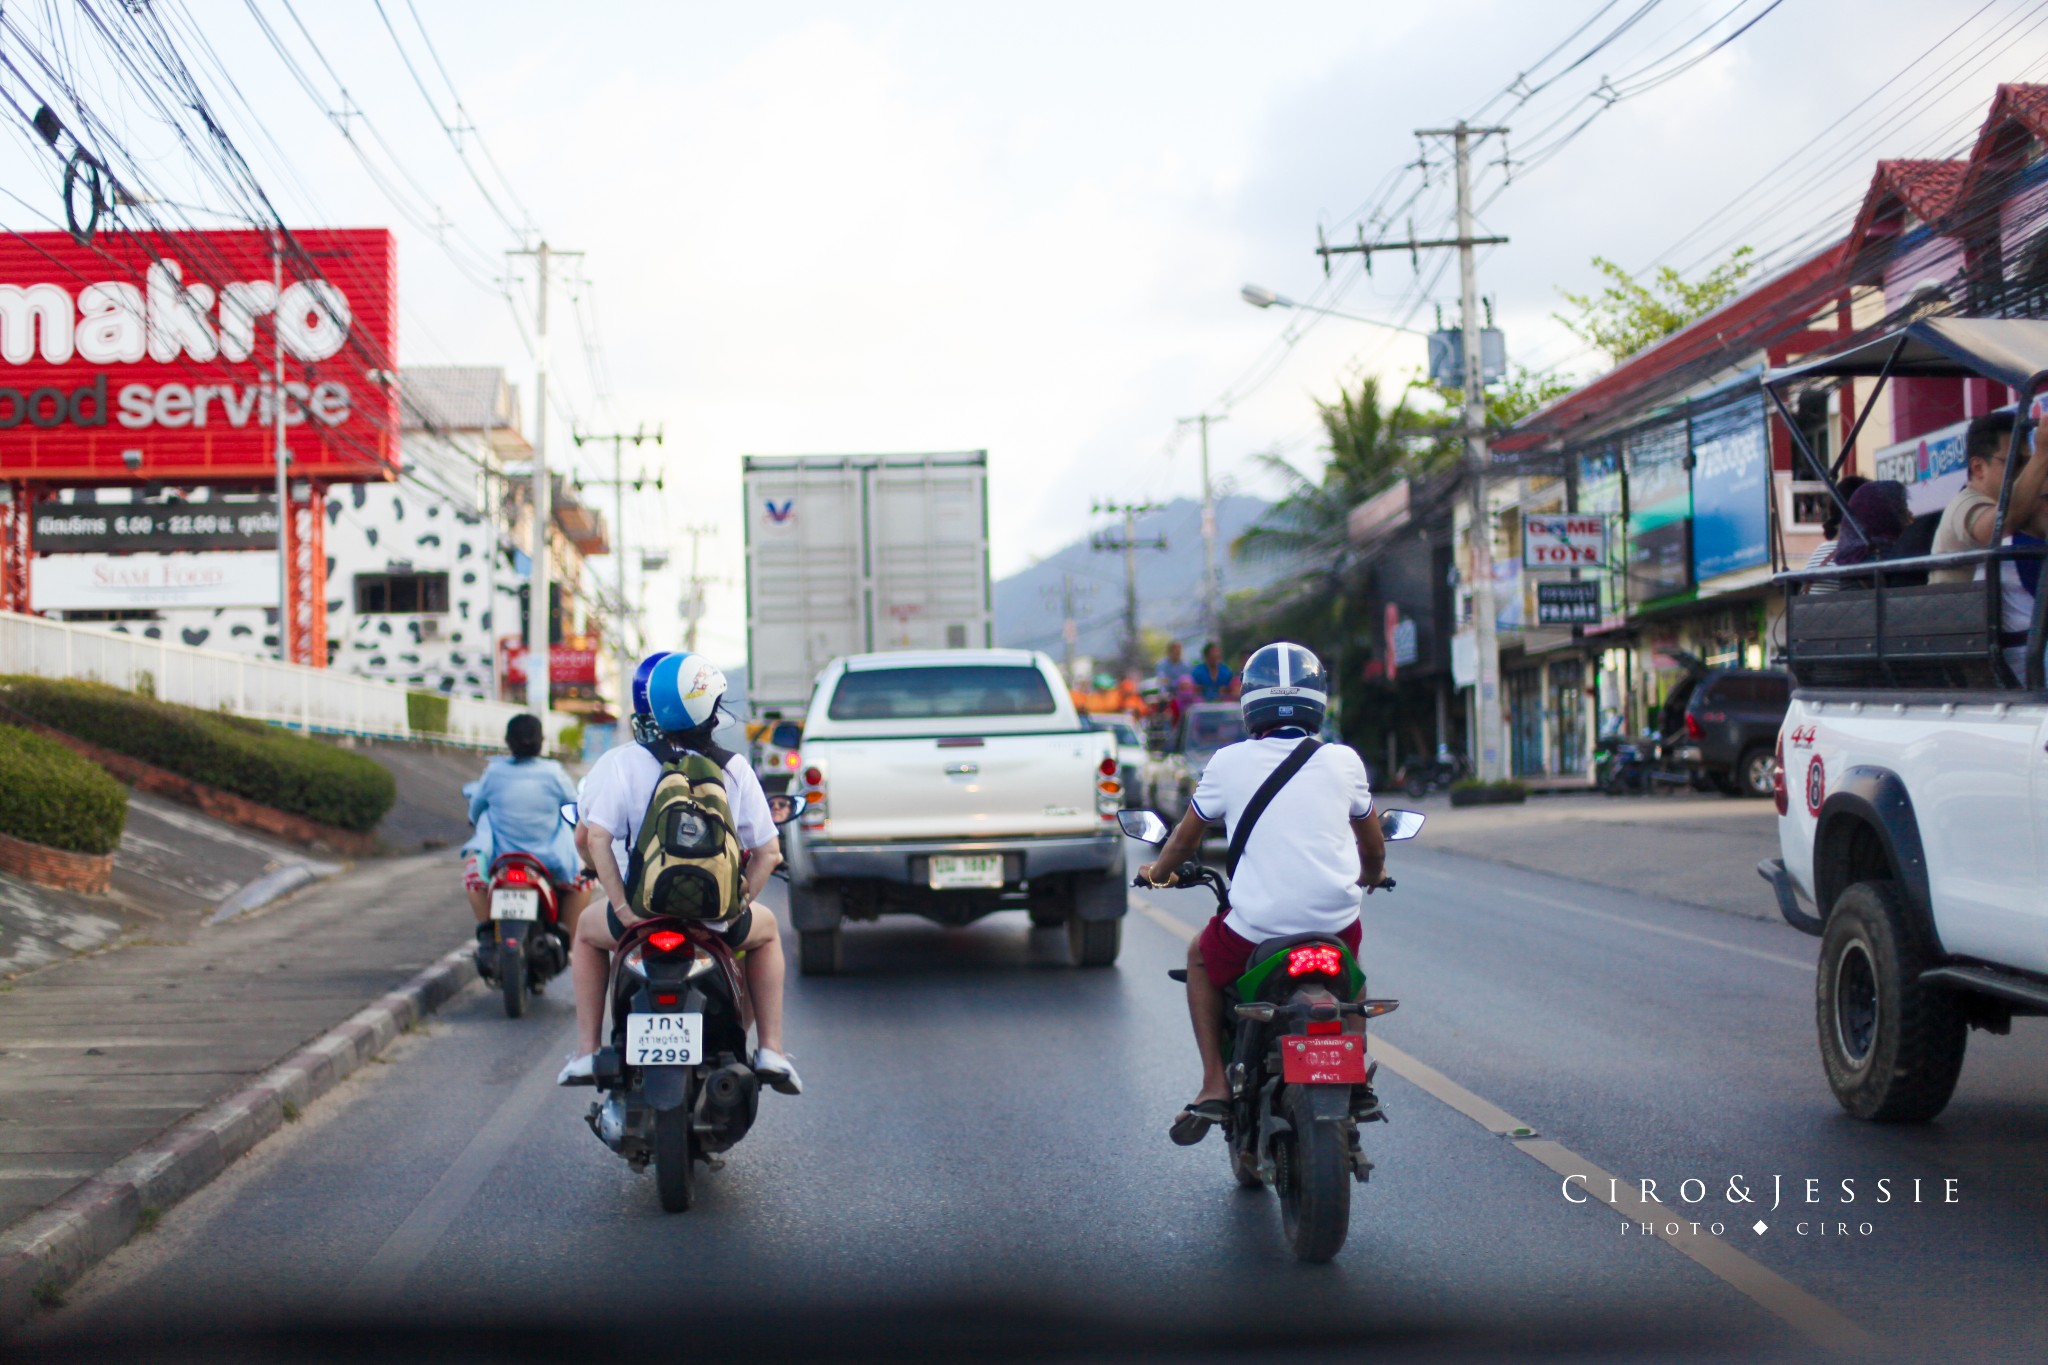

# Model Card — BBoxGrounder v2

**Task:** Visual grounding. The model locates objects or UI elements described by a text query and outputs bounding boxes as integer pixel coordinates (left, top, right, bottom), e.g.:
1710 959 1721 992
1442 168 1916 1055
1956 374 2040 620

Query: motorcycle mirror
767 793 801 826
1379 809 1425 841
1117 809 1171 844
559 802 579 827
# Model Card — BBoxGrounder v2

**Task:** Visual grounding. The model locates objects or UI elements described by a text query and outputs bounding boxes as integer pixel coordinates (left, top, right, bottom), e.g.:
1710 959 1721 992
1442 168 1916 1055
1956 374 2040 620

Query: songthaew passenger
1929 412 2048 584
1803 474 1868 594
1973 483 2048 680
1833 481 1913 568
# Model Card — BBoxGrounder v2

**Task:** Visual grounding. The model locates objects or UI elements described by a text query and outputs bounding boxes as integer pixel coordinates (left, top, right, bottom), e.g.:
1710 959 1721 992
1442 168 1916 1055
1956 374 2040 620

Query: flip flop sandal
1170 1099 1229 1146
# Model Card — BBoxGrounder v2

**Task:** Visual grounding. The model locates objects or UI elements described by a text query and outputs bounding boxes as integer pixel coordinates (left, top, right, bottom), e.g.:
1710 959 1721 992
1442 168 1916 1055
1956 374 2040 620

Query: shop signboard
29 550 279 611
0 229 399 485
1873 416 1970 517
1690 398 1771 581
1630 519 1693 601
501 640 600 687
1522 513 1608 568
32 496 278 553
1536 581 1602 626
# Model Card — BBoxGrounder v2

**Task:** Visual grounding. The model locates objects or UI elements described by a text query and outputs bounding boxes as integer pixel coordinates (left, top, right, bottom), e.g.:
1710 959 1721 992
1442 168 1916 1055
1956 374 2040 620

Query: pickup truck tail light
1684 712 1703 740
801 762 828 831
1772 734 1788 816
1096 755 1121 818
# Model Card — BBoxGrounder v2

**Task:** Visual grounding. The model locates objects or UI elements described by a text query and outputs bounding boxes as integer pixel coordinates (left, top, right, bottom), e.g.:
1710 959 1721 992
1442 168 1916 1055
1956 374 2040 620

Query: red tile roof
1954 83 2048 229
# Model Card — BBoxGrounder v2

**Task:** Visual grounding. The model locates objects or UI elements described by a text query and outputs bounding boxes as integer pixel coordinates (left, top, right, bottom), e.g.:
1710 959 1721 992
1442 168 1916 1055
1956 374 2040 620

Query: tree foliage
1554 247 1756 364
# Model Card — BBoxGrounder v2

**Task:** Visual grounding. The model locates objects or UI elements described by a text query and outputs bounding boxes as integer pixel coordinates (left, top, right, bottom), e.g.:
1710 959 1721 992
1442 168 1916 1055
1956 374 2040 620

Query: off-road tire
798 927 844 977
1276 1085 1351 1262
1737 745 1776 799
1067 914 1122 967
653 1102 696 1212
1817 880 1966 1122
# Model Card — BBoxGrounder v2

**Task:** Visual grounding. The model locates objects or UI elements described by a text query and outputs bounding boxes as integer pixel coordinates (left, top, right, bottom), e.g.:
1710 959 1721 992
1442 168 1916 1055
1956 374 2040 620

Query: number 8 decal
1805 754 1826 817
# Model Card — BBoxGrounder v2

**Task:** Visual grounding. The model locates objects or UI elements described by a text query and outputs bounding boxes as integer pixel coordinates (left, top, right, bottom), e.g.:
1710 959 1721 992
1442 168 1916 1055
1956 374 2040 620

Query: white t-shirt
1190 733 1375 942
579 744 777 885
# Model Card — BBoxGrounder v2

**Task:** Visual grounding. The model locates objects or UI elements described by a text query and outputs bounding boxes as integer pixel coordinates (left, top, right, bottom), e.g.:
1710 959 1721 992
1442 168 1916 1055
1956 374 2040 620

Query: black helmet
1241 642 1328 735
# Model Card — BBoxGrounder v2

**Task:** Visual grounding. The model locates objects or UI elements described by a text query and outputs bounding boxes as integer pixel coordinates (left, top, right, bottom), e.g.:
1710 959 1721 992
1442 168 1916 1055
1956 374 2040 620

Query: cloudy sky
2 1 2040 665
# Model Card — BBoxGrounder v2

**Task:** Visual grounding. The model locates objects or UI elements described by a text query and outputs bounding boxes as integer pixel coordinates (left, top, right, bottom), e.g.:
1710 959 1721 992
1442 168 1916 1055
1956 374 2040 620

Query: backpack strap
1225 738 1321 878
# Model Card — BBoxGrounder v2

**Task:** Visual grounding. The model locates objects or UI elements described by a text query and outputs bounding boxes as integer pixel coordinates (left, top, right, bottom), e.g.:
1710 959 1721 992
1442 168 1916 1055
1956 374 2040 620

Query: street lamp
1239 283 1431 336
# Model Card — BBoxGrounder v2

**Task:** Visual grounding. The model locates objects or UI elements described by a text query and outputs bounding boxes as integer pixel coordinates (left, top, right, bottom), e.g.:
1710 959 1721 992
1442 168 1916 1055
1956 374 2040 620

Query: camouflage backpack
624 744 746 922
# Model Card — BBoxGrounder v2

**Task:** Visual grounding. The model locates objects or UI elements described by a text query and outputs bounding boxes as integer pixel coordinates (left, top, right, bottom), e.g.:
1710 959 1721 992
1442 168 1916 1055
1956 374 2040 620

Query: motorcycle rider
1136 642 1387 1145
558 651 802 1095
464 713 594 947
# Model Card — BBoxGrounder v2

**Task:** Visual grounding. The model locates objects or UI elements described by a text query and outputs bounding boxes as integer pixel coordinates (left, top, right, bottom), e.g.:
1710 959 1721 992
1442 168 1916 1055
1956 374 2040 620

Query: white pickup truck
1758 317 2048 1124
782 649 1126 975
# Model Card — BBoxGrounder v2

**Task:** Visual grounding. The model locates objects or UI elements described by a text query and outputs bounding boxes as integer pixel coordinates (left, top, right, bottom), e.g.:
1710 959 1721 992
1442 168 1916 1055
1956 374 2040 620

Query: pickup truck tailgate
817 734 1108 841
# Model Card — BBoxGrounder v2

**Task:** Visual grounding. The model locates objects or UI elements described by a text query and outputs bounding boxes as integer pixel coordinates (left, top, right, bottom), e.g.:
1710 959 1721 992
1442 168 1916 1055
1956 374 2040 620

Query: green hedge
0 723 127 855
0 677 396 833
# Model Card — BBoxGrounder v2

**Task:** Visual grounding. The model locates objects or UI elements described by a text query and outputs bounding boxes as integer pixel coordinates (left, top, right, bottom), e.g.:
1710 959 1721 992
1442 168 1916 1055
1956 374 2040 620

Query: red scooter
479 852 573 1019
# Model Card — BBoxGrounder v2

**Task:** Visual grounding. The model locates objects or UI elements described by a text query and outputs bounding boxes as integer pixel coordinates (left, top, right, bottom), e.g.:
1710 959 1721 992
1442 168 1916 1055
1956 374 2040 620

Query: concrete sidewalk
0 851 471 1234
1402 790 1781 921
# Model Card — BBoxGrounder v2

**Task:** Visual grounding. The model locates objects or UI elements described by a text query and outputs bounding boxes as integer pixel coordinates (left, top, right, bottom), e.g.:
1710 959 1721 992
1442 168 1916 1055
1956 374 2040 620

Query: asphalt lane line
1404 868 1814 971
343 1011 575 1304
1132 899 1872 1354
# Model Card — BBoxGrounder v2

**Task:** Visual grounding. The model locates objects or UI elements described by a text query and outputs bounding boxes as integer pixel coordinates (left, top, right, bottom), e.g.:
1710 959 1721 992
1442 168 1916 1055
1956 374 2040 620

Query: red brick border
0 711 376 856
0 827 112 893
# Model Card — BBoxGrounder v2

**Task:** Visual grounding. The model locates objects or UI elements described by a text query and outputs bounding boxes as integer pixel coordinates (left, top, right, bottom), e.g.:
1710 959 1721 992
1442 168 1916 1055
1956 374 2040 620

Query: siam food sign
0 229 398 485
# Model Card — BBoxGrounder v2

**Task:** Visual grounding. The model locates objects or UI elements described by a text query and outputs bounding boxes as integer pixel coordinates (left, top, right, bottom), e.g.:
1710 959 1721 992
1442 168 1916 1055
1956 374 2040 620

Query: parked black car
1667 665 1790 798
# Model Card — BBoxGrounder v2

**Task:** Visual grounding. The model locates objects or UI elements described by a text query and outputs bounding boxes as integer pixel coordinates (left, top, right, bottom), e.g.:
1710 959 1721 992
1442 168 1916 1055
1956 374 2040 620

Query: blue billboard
1689 397 1770 582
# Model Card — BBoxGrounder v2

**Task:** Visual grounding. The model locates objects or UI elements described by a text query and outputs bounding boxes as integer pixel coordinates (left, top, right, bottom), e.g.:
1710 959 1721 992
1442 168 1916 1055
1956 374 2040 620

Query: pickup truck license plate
929 854 1003 889
491 889 540 920
1280 1035 1368 1085
624 1012 702 1066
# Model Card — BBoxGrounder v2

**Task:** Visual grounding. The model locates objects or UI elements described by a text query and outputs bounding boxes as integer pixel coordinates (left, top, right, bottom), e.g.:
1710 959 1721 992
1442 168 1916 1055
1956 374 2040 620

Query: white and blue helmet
648 652 727 735
1240 642 1328 735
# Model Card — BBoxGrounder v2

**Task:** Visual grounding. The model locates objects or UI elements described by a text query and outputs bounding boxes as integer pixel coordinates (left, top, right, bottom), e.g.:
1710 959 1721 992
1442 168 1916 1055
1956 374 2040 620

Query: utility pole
508 241 582 716
1091 500 1166 676
573 424 665 721
1315 120 1509 781
1177 413 1225 638
1041 572 1095 683
270 232 289 664
676 523 717 653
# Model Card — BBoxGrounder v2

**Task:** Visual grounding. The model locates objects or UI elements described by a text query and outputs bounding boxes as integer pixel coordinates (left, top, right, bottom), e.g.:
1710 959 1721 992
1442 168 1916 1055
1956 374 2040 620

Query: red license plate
1280 1034 1369 1084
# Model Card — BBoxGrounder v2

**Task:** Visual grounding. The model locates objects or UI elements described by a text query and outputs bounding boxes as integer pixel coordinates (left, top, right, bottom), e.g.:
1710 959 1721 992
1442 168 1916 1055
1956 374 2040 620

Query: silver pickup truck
782 649 1126 975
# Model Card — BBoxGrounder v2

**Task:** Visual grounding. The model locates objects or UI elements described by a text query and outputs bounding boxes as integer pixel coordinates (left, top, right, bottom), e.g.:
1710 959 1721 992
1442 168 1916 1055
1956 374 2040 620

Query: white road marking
1403 867 1815 971
1133 900 1871 1353
343 1012 576 1303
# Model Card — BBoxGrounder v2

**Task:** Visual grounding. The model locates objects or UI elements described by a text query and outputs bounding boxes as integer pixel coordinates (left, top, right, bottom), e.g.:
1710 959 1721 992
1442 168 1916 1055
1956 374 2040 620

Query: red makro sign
0 229 398 485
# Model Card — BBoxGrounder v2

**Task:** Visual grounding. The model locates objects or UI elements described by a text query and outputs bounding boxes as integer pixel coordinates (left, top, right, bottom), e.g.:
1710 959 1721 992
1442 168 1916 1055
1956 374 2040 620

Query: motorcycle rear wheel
1276 1086 1350 1262
499 939 526 1019
654 1102 696 1212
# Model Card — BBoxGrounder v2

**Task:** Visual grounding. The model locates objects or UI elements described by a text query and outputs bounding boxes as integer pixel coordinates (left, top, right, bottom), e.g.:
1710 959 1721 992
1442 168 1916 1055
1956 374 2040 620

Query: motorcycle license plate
929 854 1003 889
624 1012 702 1066
492 889 540 921
1280 1035 1368 1085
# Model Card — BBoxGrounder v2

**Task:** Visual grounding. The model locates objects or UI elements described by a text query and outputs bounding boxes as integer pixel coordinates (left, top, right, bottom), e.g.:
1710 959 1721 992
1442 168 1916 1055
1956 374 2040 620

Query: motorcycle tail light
500 864 529 885
1287 944 1345 977
647 930 688 954
1305 1019 1343 1036
654 993 679 1007
1684 712 1703 740
1773 735 1788 816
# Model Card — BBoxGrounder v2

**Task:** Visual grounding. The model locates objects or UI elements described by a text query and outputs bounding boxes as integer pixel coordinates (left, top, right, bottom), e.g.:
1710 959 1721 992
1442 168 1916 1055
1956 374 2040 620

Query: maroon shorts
1196 914 1361 991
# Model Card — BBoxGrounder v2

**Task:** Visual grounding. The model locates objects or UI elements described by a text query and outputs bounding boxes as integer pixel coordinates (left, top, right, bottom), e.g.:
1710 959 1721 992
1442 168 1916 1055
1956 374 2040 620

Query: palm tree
1234 376 1450 570
1225 376 1452 738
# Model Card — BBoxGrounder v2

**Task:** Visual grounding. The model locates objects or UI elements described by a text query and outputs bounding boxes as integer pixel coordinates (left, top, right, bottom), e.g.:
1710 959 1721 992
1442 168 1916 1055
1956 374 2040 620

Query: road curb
0 944 476 1326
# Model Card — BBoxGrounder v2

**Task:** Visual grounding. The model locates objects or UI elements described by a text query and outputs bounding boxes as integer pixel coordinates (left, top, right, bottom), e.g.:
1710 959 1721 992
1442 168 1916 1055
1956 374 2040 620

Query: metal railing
0 611 570 749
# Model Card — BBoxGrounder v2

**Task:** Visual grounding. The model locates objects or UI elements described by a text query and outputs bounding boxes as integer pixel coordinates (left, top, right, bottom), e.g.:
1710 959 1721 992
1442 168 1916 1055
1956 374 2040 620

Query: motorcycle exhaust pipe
701 1062 758 1117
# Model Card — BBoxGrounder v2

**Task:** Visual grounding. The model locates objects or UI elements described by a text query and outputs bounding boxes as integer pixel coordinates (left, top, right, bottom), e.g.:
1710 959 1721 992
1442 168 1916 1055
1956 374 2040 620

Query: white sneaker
556 1052 597 1087
753 1047 803 1096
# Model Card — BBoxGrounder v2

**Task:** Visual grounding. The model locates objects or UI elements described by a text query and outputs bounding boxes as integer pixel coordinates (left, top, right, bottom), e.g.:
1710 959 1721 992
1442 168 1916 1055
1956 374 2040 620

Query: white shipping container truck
742 452 992 721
